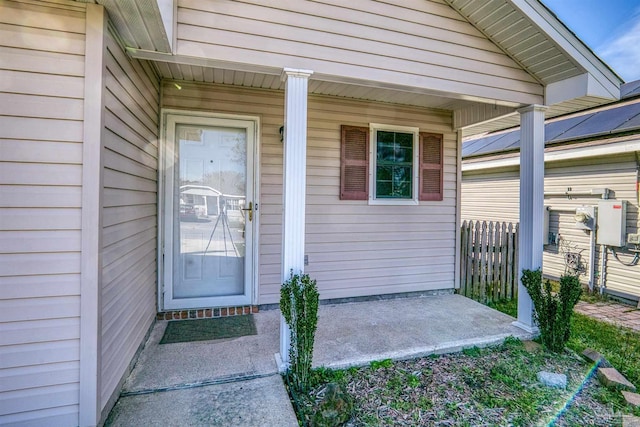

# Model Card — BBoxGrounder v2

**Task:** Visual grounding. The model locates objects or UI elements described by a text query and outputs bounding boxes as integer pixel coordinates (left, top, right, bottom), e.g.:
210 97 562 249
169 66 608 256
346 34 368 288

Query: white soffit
97 0 172 52
443 0 621 101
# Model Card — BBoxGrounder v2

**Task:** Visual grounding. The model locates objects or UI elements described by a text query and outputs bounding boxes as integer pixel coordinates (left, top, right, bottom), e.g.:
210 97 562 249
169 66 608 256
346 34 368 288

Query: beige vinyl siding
175 0 542 105
461 153 640 299
100 25 159 412
461 167 520 223
162 82 457 304
0 1 86 426
301 97 457 300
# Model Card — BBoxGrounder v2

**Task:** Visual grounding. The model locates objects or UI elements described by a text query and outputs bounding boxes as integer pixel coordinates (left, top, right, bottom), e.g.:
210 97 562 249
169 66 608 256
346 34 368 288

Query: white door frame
158 109 260 310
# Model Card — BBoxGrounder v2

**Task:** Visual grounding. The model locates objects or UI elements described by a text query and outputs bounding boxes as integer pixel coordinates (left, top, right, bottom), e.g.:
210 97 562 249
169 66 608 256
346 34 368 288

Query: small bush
521 269 582 353
280 271 319 392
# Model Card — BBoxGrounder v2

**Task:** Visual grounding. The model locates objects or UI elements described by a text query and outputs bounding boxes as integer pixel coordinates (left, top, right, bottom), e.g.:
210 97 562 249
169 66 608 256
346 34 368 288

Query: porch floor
105 294 534 426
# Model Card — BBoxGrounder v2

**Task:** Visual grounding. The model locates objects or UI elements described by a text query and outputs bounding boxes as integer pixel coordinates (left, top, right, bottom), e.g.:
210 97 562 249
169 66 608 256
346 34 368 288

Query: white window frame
368 123 420 205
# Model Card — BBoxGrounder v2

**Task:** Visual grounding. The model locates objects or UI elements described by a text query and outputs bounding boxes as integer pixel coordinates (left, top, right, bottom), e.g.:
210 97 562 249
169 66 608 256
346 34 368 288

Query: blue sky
541 0 640 83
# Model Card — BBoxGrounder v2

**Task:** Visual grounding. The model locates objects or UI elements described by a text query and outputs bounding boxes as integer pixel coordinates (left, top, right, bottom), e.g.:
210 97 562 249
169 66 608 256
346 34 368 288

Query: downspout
600 245 607 294
588 229 596 292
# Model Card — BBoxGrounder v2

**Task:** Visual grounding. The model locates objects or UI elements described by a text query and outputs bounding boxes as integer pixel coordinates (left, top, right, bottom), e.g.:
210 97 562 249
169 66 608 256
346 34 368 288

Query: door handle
242 201 253 222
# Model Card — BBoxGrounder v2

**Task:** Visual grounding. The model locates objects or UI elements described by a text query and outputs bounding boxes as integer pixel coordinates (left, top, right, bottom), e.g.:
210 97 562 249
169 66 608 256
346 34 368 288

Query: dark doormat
160 315 257 344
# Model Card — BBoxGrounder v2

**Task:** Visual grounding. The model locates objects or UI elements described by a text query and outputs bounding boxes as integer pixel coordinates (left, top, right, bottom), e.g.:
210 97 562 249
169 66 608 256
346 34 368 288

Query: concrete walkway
106 294 534 426
575 300 640 332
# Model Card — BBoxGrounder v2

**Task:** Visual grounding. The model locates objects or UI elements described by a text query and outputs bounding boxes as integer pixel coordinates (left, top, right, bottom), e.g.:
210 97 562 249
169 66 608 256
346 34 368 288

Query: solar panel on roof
554 102 640 141
545 113 595 142
613 109 640 131
466 130 520 157
622 80 640 99
462 97 640 159
462 133 508 157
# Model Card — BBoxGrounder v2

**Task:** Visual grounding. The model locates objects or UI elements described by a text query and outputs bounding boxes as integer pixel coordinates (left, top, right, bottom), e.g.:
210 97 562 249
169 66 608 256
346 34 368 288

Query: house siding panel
0 1 85 425
175 0 542 105
461 153 640 299
162 82 457 304
100 26 160 413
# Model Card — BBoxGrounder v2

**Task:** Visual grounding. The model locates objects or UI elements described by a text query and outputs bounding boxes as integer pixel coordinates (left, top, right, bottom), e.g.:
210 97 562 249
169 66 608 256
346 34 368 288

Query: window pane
378 131 395 143
377 165 392 181
375 131 413 199
396 132 413 147
376 180 392 197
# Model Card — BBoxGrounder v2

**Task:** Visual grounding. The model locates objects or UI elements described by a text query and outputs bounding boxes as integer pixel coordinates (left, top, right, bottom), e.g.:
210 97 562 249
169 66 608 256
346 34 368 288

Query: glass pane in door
172 125 247 299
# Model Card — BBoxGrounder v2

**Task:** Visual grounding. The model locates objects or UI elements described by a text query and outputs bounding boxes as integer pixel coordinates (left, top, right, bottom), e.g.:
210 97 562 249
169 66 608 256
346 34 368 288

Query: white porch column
279 68 313 367
514 104 547 333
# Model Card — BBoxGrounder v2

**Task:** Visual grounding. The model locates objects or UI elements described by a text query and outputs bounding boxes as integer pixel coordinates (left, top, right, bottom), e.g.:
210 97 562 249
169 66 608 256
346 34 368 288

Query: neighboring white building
462 83 640 302
0 0 621 425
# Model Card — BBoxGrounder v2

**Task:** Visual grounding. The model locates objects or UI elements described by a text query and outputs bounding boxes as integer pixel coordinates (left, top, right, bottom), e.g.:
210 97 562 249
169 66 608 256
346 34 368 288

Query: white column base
275 352 288 373
512 321 540 335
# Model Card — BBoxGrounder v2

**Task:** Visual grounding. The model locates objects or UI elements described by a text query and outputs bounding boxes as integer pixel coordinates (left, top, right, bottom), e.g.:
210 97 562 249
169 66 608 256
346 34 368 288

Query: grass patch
289 300 640 426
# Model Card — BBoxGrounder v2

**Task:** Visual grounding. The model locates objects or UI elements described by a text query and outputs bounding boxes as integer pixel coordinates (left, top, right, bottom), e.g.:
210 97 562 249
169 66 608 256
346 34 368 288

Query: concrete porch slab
107 294 532 425
122 310 280 393
106 374 297 427
312 293 535 369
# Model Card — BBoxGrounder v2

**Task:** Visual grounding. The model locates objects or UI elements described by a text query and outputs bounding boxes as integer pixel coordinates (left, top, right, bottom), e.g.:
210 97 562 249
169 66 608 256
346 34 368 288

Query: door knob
242 201 253 221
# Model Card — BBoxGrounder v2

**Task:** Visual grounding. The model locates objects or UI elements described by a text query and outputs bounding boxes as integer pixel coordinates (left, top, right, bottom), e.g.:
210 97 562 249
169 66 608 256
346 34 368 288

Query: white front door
162 112 258 310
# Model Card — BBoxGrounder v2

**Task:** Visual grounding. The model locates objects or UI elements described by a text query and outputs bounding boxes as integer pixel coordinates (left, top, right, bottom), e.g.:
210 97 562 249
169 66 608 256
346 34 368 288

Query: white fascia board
511 0 621 100
462 139 640 172
156 0 175 52
545 73 614 106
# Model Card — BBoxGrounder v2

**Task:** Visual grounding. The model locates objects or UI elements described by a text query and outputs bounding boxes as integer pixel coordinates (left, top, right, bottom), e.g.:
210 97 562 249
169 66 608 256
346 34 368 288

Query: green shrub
521 269 582 353
280 272 319 392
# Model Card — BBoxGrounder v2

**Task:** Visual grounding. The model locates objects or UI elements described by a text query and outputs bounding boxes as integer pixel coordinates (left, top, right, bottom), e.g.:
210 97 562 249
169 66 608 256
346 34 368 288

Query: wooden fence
459 220 519 304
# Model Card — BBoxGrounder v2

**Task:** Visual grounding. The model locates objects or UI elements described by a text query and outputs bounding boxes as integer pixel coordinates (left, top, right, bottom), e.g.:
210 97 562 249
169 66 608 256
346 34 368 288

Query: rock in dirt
623 415 640 427
622 391 640 408
537 371 567 389
582 348 611 367
597 367 636 391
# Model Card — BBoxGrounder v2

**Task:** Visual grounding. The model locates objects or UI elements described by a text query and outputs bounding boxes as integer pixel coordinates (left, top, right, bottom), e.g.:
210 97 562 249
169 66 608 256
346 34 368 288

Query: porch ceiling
91 0 622 137
155 62 473 112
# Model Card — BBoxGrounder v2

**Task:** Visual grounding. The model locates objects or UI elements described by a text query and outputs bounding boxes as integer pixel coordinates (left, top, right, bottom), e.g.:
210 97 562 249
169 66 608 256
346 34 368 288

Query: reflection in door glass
173 125 247 299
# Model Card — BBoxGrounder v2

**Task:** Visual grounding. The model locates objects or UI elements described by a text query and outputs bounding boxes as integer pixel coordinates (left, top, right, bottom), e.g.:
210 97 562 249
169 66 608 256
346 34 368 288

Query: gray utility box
597 200 627 247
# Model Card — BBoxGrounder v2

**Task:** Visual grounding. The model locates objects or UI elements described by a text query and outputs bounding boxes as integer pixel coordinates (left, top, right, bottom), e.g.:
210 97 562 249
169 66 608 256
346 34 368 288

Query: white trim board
462 139 640 172
80 4 107 426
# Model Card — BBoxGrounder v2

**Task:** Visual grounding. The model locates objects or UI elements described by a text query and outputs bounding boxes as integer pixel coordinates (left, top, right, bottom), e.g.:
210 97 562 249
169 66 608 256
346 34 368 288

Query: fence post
465 220 474 297
514 223 519 298
460 221 468 296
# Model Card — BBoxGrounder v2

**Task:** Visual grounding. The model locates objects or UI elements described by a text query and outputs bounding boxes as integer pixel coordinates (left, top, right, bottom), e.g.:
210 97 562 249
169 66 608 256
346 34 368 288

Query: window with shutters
340 124 443 204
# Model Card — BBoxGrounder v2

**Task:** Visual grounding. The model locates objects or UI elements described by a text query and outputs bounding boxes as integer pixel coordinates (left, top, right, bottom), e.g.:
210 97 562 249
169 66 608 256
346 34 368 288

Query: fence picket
465 220 474 297
458 220 519 304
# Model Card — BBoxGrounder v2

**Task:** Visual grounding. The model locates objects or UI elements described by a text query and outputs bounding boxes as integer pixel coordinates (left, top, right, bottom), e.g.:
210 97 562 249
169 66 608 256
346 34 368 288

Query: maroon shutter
340 125 369 200
419 132 443 201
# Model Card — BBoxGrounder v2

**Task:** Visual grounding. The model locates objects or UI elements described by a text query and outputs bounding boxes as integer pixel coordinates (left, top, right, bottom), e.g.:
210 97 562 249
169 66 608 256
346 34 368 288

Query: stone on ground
622 391 640 408
597 368 636 391
623 415 640 427
537 371 567 389
582 348 611 367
